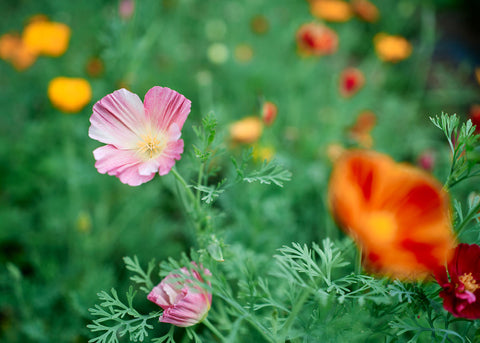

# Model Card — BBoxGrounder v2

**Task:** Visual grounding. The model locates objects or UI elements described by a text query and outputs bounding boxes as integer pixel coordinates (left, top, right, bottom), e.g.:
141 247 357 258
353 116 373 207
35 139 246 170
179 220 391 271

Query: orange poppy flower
229 117 263 144
261 101 277 126
328 150 455 280
296 23 338 56
373 33 412 63
351 0 379 23
348 111 376 148
0 33 37 71
310 0 353 22
48 77 92 113
22 20 70 57
339 67 365 98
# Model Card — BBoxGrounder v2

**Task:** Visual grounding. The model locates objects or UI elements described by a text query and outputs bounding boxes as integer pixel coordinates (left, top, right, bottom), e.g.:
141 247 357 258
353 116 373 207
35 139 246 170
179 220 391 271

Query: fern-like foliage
87 287 161 343
430 113 480 188
231 149 292 188
123 256 156 294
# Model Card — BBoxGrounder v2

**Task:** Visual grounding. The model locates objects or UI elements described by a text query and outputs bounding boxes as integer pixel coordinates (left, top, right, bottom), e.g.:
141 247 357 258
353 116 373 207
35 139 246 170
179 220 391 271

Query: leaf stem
203 318 226 341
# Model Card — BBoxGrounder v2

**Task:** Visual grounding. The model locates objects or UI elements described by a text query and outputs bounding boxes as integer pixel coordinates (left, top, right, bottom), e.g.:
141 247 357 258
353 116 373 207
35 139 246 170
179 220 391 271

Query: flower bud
148 264 212 327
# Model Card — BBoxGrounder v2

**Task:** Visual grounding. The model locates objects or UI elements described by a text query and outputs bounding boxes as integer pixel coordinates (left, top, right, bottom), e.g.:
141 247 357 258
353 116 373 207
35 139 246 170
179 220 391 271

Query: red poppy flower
262 101 278 126
469 104 480 134
328 150 456 279
339 67 365 98
435 244 480 319
296 23 338 56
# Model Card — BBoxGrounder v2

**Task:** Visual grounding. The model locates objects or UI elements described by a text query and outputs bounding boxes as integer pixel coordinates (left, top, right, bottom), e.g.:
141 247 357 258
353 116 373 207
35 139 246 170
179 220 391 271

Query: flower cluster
0 16 70 70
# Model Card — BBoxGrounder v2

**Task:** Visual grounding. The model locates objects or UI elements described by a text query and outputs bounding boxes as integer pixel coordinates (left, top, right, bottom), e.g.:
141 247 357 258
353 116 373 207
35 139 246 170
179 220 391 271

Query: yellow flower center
137 133 166 160
459 273 480 293
366 212 397 243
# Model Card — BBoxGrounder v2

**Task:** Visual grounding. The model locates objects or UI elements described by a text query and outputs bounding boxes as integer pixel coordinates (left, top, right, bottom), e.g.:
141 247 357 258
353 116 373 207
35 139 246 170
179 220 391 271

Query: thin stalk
203 318 226 341
216 292 276 343
456 200 480 236
280 287 312 339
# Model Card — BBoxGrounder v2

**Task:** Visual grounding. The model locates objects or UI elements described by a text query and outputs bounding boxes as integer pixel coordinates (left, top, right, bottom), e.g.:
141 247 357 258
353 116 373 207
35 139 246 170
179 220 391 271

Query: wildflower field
1 0 480 342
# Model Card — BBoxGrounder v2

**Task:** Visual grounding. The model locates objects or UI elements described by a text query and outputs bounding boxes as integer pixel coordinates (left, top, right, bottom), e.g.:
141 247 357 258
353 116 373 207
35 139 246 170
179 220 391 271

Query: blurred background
0 0 479 342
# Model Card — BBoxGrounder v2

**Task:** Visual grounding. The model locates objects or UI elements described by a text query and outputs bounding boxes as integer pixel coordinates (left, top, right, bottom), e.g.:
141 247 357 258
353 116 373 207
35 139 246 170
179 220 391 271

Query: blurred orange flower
23 20 70 57
229 117 263 144
373 33 412 63
351 0 379 23
348 111 376 148
310 0 353 22
328 150 455 280
86 57 104 77
250 15 269 35
261 101 277 126
48 77 92 113
296 23 338 56
339 67 365 98
476 68 480 86
0 33 36 71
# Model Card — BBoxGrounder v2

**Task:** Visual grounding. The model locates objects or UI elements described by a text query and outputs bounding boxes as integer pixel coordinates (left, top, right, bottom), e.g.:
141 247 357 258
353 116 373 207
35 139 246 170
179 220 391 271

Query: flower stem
280 287 312 339
171 167 197 206
203 318 226 341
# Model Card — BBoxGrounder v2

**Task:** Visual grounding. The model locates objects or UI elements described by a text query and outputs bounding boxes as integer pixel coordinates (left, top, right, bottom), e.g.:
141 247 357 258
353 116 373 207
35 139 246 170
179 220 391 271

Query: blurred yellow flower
76 211 92 233
373 33 412 63
229 117 263 144
475 67 480 86
23 20 70 57
0 33 37 71
310 0 353 22
253 145 275 162
48 77 92 113
326 143 345 163
351 0 379 23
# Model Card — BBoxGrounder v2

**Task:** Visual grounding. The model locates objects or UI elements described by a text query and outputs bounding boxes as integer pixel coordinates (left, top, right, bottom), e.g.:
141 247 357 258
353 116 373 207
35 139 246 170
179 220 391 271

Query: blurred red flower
262 101 277 126
296 23 338 56
435 244 480 319
328 150 456 279
469 104 480 133
339 67 365 98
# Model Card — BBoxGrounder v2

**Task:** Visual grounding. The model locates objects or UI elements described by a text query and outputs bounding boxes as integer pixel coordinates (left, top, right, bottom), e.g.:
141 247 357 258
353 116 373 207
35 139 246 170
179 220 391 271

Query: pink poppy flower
435 243 480 319
148 264 212 327
88 86 191 186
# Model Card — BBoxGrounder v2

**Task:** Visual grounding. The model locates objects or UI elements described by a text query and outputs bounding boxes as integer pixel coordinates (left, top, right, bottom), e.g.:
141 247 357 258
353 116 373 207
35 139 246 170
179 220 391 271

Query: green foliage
87 287 161 343
430 113 480 188
2 0 480 342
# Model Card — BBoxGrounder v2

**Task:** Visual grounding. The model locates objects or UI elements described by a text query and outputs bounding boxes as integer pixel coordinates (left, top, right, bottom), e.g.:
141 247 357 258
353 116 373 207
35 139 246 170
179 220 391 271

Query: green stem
171 167 206 234
216 292 276 343
171 167 197 205
280 287 312 339
456 200 480 236
196 163 204 204
203 318 226 341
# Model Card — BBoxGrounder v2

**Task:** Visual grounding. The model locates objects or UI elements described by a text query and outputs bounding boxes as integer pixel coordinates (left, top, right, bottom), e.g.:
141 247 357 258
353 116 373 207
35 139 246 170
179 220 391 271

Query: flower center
137 133 166 160
459 273 480 293
366 211 397 243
